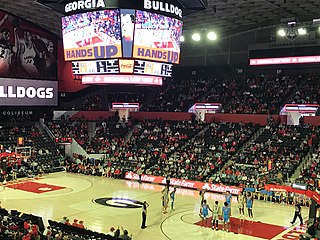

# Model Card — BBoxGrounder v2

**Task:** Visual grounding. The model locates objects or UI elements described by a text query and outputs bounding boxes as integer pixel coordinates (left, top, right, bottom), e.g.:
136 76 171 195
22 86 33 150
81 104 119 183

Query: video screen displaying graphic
72 59 172 77
62 8 184 84
133 10 183 64
62 9 122 61
0 11 57 80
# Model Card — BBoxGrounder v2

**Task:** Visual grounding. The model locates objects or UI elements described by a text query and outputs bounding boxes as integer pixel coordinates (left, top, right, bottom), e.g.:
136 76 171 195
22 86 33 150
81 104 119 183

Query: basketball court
0 172 308 239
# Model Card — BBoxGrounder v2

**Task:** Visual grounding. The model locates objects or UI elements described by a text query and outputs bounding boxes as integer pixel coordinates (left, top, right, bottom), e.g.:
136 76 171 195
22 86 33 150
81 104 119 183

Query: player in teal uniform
200 200 212 227
225 190 232 216
225 190 232 206
246 192 254 220
222 202 231 232
170 187 176 210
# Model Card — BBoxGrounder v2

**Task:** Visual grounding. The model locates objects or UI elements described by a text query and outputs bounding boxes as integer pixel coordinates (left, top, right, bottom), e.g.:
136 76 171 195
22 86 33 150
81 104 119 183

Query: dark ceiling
183 0 320 37
1 0 320 38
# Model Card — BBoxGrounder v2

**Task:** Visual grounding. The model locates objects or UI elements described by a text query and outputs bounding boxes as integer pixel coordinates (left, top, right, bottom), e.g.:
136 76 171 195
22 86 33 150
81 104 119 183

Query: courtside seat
48 220 118 240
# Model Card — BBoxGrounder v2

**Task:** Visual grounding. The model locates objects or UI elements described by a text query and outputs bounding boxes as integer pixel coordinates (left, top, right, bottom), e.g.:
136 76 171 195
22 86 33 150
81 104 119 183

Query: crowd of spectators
70 73 319 115
0 208 44 240
85 119 130 154
82 95 103 111
47 217 131 240
61 116 320 189
66 155 124 179
299 145 320 186
287 74 320 104
47 119 90 147
0 123 62 181
144 78 218 112
47 114 131 155
0 205 129 240
226 121 320 187
64 120 265 187
224 74 298 114
119 119 206 175
199 76 243 107
171 122 258 182
66 119 207 179
141 74 302 114
107 92 145 110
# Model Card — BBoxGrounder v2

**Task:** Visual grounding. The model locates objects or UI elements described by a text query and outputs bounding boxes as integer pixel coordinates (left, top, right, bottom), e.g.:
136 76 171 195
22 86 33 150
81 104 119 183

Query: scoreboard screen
133 10 182 64
62 7 183 81
133 60 172 77
72 60 119 74
72 59 172 77
62 9 122 61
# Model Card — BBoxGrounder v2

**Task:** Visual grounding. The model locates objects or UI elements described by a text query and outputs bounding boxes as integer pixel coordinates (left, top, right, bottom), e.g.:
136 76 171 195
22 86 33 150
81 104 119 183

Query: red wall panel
57 41 87 92
130 112 193 121
304 116 320 126
205 113 286 126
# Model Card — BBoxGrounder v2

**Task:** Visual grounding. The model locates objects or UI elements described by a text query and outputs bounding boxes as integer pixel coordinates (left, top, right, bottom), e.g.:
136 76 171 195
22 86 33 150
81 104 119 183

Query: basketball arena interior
0 0 320 239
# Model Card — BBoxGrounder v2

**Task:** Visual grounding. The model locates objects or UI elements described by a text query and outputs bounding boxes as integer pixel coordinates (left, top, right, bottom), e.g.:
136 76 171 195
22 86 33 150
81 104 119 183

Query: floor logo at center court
94 197 144 209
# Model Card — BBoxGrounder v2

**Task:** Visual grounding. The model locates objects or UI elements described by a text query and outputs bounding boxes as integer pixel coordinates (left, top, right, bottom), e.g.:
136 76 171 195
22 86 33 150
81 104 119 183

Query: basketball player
222 202 231 232
0 28 13 76
45 40 57 77
225 191 232 206
199 190 206 214
14 27 39 78
199 190 206 204
0 14 13 77
246 192 254 220
211 201 221 230
1 170 7 191
170 187 176 210
31 34 48 78
200 200 212 227
32 35 56 79
237 191 245 219
225 190 232 215
161 186 169 214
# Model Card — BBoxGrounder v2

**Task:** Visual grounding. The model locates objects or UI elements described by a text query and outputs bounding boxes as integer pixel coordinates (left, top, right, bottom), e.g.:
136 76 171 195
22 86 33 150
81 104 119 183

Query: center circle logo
94 197 144 209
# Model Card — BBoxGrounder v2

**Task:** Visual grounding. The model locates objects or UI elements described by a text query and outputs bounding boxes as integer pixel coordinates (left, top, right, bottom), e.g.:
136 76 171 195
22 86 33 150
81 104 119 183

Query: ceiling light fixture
277 28 286 37
192 33 201 41
297 27 307 35
207 32 217 41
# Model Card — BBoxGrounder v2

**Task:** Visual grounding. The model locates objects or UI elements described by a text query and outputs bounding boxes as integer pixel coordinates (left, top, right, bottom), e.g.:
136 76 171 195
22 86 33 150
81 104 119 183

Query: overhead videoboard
72 59 172 77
